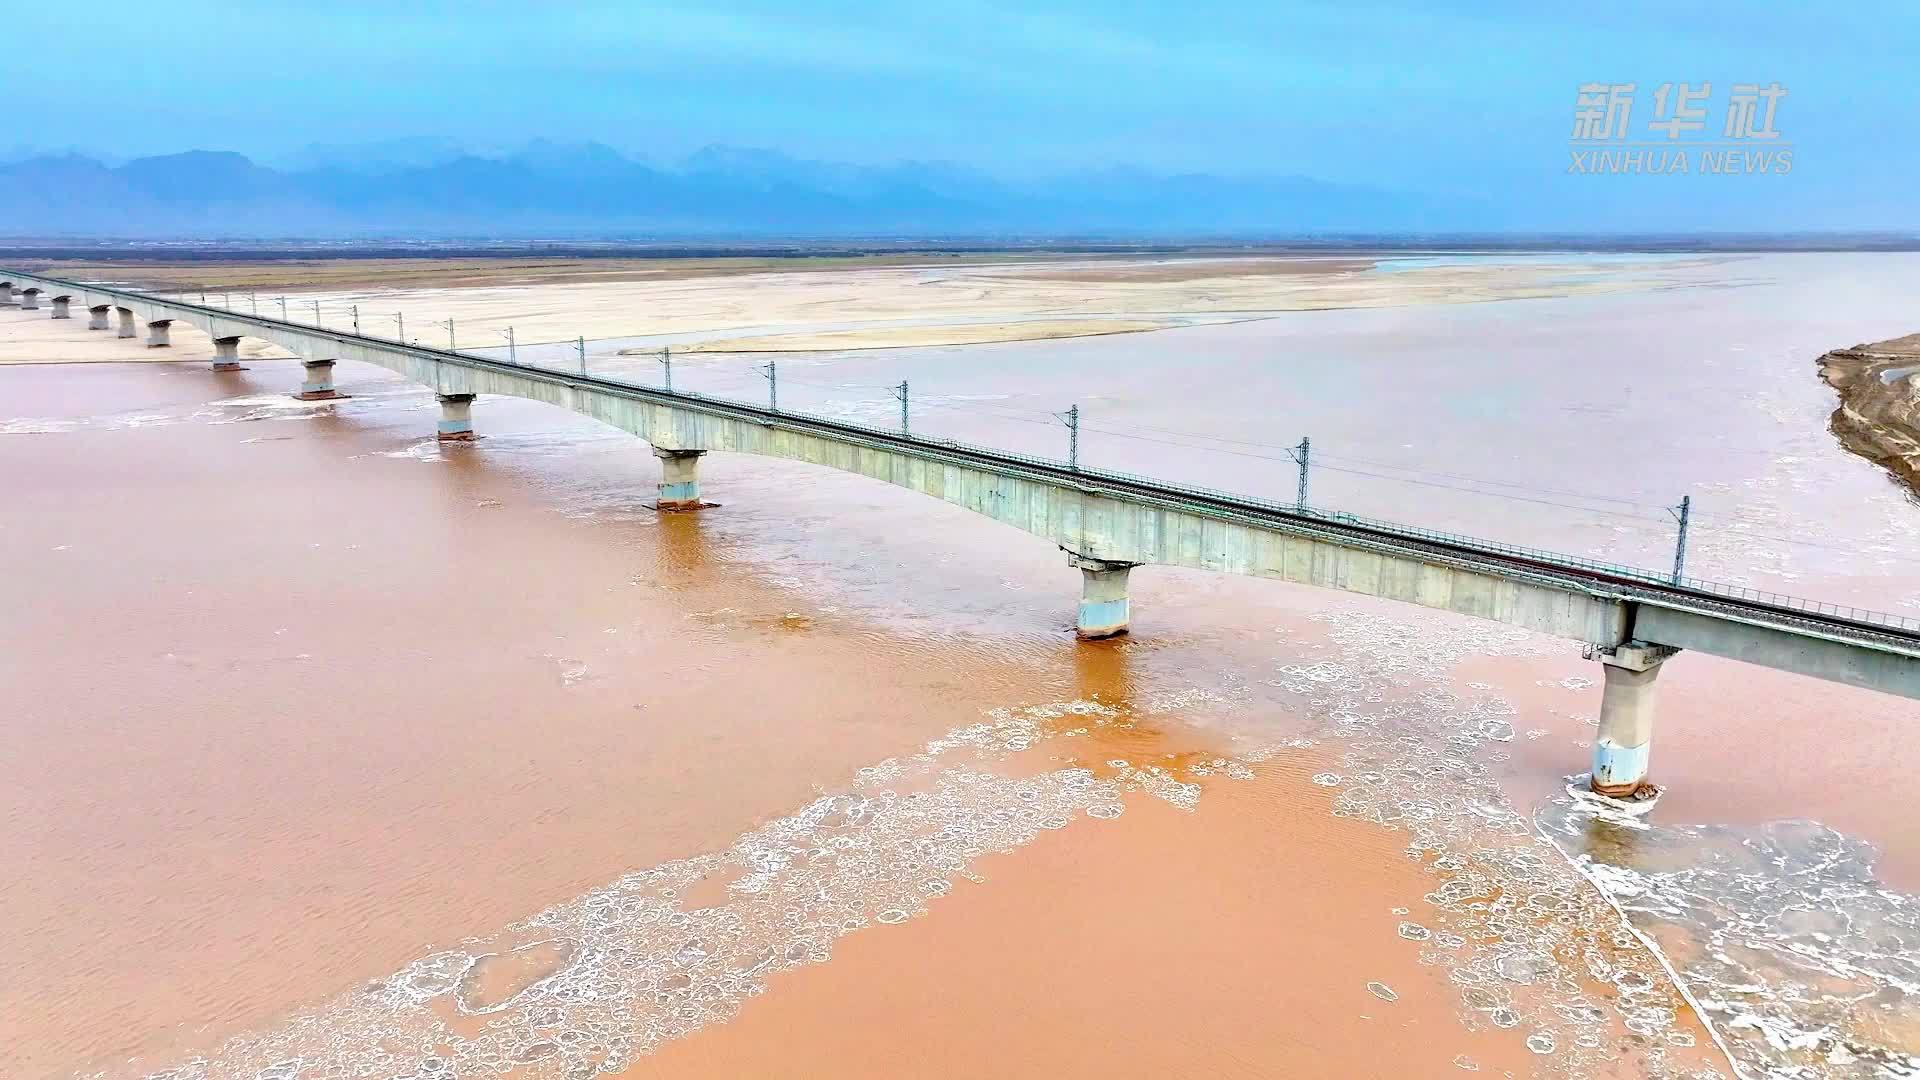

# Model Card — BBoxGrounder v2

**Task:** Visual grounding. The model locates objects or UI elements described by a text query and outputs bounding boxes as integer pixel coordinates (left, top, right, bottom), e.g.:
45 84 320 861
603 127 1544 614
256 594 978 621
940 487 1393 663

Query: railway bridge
6 268 1917 799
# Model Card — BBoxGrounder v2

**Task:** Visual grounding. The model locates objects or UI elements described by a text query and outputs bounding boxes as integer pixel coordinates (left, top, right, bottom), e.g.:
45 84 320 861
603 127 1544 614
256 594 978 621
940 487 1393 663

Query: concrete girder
4 269 1918 716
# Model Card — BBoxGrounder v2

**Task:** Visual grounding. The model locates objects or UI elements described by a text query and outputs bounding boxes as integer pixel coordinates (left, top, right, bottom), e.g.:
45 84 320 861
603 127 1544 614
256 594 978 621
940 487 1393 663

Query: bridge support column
116 308 136 338
1068 553 1138 639
211 336 246 371
87 305 110 330
146 320 172 348
0 282 13 305
436 393 476 441
652 447 707 510
1590 642 1676 798
296 359 345 400
50 296 70 319
19 288 39 310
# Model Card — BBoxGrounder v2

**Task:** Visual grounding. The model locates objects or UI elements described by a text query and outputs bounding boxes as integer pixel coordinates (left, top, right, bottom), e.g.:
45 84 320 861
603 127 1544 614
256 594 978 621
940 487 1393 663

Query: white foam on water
195 395 336 425
1286 606 1918 1079
119 694 1250 1080
1538 792 1920 1077
4 392 349 437
1278 609 1723 1079
101 593 1913 1080
368 439 444 462
0 416 84 434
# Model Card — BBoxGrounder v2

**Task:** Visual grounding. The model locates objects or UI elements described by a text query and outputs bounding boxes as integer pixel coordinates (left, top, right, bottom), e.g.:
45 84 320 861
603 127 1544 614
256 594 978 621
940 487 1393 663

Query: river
3 252 1917 1078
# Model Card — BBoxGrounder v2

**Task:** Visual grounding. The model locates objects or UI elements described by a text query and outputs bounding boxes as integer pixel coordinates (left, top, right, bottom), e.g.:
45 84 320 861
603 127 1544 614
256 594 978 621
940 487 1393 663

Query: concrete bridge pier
0 282 13 304
115 307 136 338
436 393 477 441
1068 553 1138 639
211 336 246 371
19 287 39 310
1590 642 1675 798
87 304 110 330
296 359 345 400
49 295 71 319
146 319 172 348
652 447 707 509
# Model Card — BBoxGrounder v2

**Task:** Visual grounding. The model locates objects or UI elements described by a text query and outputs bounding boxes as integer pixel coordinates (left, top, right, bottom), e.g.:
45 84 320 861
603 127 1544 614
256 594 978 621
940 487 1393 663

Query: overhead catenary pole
894 380 910 435
1670 495 1692 584
394 312 405 342
312 299 321 324
278 296 288 321
351 304 359 333
658 346 673 392
1058 404 1080 470
1288 436 1311 510
577 335 587 373
249 291 258 315
441 318 455 352
505 326 517 364
759 360 778 410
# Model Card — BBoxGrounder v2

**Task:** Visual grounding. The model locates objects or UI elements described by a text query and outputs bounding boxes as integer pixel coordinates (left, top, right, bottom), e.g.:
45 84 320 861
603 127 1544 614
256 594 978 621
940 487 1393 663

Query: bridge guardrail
23 271 1920 639
500 351 1920 636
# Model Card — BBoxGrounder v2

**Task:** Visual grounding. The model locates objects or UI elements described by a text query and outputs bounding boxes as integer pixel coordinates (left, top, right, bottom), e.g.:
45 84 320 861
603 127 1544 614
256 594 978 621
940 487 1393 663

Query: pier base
116 308 136 338
145 320 171 348
436 393 476 441
0 282 13 305
211 336 246 371
652 447 707 509
19 289 39 311
50 296 70 319
296 359 346 400
1069 553 1137 639
87 304 110 330
1590 642 1675 798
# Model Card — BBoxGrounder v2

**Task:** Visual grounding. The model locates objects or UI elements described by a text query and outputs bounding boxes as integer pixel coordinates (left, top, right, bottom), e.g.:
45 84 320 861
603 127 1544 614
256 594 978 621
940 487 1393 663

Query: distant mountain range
0 140 1493 238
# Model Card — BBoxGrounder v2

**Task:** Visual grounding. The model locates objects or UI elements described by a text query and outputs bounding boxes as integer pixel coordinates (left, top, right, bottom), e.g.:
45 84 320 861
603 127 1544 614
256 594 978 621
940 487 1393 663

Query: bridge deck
8 269 1918 698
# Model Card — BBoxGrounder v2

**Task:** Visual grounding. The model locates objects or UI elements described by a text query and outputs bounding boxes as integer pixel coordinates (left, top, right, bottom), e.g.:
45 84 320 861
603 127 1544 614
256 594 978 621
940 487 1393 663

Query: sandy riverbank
0 310 195 364
1817 332 1920 496
10 252 1704 354
658 318 1175 352
15 253 1370 292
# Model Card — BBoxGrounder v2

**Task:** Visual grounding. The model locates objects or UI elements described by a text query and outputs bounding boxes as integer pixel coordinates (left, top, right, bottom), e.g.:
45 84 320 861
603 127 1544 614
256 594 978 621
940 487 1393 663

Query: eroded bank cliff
1817 332 1920 497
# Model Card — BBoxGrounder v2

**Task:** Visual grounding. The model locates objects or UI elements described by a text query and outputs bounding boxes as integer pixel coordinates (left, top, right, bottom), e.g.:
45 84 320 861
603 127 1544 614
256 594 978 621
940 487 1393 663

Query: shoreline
651 318 1180 353
4 252 1374 293
1816 334 1920 496
0 250 1704 355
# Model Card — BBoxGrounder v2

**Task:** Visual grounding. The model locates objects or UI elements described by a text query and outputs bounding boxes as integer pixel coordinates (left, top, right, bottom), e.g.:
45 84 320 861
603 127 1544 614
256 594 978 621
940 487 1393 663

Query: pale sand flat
8 255 1710 358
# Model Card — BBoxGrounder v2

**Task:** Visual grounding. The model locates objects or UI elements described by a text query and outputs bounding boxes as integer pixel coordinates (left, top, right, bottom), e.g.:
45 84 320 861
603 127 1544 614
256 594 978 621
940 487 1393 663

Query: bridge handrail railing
499 350 1920 635
24 270 1920 638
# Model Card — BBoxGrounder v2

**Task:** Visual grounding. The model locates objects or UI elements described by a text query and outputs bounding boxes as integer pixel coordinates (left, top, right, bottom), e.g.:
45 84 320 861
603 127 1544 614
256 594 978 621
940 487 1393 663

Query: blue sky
6 1 1918 225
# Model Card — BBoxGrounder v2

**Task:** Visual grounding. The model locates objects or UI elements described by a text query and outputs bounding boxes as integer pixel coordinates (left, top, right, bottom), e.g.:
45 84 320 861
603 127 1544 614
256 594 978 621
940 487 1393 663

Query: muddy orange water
4 254 1919 1080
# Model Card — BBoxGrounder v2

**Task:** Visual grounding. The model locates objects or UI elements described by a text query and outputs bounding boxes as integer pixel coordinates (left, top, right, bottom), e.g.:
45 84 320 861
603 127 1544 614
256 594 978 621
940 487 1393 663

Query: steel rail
14 270 1917 654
